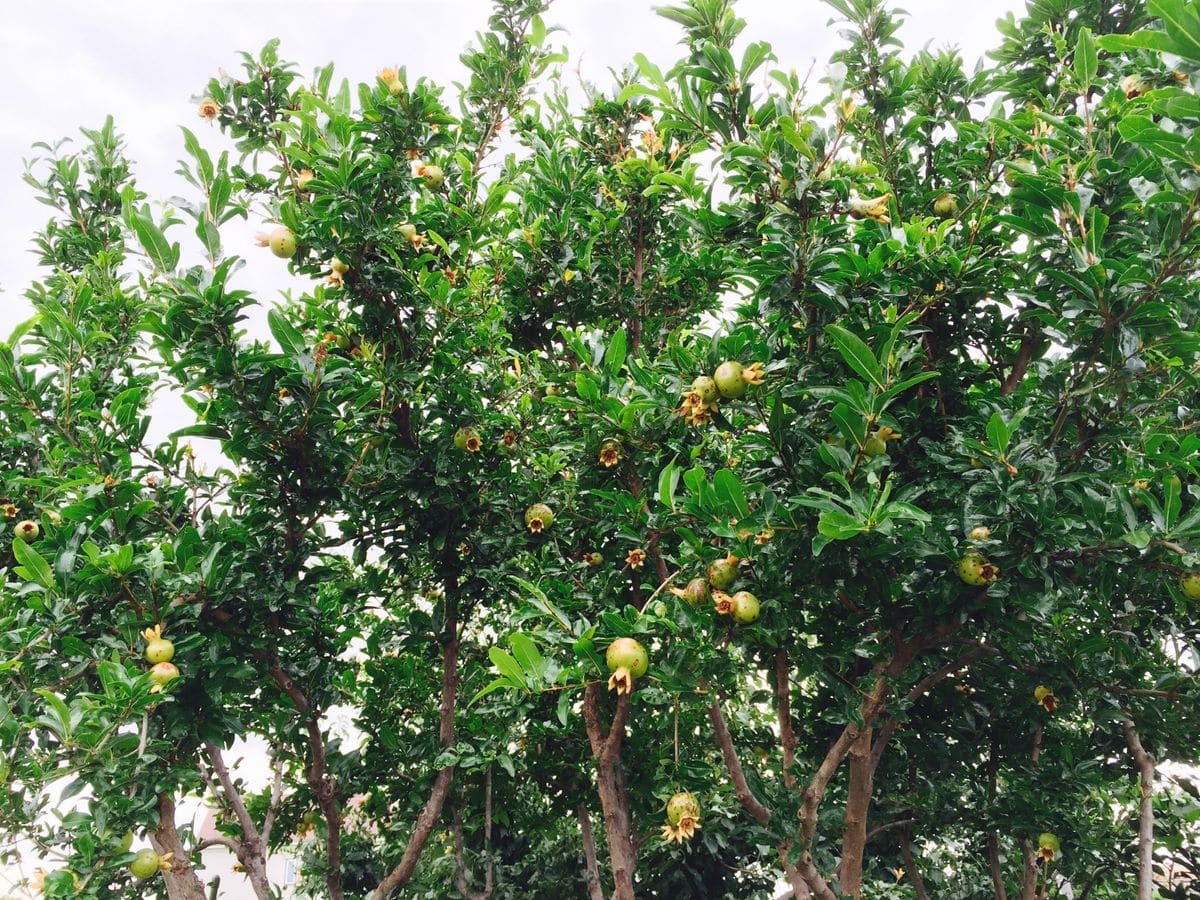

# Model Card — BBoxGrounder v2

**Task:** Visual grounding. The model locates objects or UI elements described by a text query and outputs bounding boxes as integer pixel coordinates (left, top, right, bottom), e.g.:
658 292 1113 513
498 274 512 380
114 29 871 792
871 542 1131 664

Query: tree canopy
2 0 1199 898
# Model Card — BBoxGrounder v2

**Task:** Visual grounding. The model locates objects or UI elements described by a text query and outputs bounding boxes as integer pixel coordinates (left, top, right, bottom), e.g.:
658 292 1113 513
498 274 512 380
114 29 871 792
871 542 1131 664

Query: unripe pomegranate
968 525 991 542
1034 685 1057 713
330 257 350 275
143 627 175 665
128 849 161 880
730 590 760 624
707 556 739 591
690 375 718 403
267 226 297 259
453 427 482 453
666 791 699 826
1037 832 1060 862
671 577 709 606
712 361 747 399
598 439 622 468
524 503 554 533
933 193 958 218
148 662 180 689
958 552 999 586
606 637 648 695
1179 571 1200 600
863 434 887 457
13 520 39 542
420 164 445 189
583 552 603 567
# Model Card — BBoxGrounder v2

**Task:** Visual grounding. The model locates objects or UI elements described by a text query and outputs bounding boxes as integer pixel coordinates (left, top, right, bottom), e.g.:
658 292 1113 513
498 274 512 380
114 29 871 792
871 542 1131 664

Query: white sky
0 0 1026 337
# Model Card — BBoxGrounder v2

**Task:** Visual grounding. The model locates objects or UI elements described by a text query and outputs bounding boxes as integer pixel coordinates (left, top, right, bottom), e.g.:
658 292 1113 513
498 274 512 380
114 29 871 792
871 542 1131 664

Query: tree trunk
898 831 929 900
1018 839 1039 900
578 803 606 900
987 833 1009 900
584 684 636 900
150 793 208 900
838 726 874 898
1122 718 1155 900
371 591 461 899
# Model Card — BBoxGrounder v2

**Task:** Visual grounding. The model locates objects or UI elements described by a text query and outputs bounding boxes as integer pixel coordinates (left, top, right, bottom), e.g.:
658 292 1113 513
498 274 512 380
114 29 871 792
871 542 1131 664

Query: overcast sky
0 0 1027 338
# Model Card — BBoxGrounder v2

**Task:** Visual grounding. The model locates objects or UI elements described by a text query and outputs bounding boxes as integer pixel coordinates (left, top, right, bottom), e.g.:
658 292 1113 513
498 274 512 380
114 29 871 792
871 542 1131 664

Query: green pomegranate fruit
712 361 747 399
933 193 958 218
421 164 445 189
968 525 991 542
453 426 482 453
1037 832 1060 861
690 375 718 403
680 577 710 606
731 591 760 624
707 556 739 591
958 552 999 586
524 503 554 533
330 257 350 275
128 849 161 880
606 637 648 679
148 662 180 689
13 520 39 542
268 226 297 259
145 638 175 665
863 434 887 457
666 792 700 826
651 600 668 617
1179 571 1200 600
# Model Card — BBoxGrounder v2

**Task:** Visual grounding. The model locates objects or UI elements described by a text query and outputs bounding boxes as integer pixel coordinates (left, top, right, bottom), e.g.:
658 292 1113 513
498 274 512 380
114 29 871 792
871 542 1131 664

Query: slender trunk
708 701 770 824
584 684 636 900
202 741 271 900
986 730 1009 900
1122 718 1155 900
898 831 929 900
987 834 1009 900
1018 839 1039 900
453 767 495 900
151 793 208 900
775 650 797 788
578 804 606 900
778 846 811 898
371 591 461 899
838 726 874 898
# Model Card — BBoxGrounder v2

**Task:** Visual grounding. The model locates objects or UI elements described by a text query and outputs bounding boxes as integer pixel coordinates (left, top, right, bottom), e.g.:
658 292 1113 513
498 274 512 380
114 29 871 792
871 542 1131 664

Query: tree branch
578 804 606 900
776 650 797 789
1122 716 1155 900
371 590 461 899
708 699 771 824
898 830 930 900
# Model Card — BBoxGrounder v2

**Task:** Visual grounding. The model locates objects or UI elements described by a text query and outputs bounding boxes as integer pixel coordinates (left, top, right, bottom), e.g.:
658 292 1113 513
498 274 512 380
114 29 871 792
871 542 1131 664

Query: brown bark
150 793 208 900
578 803 607 900
584 683 636 900
1001 326 1042 395
708 700 771 824
1122 718 1156 900
371 592 461 899
453 766 495 900
1018 839 1039 900
778 845 811 898
202 741 271 900
838 727 874 898
898 831 929 900
775 650 797 789
868 645 994 777
987 833 1009 900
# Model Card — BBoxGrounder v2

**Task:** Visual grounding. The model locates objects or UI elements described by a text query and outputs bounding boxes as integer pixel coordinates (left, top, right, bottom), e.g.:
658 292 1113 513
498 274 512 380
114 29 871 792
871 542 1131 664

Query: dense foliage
2 0 1199 898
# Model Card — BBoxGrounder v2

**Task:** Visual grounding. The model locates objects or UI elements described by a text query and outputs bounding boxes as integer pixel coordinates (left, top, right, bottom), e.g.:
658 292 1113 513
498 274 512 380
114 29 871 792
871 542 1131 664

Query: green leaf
509 633 545 680
713 469 750 519
1148 0 1200 63
1074 27 1097 87
986 412 1011 456
825 325 883 389
658 460 680 512
818 509 868 540
604 329 627 376
12 539 55 591
488 647 527 688
267 309 307 358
